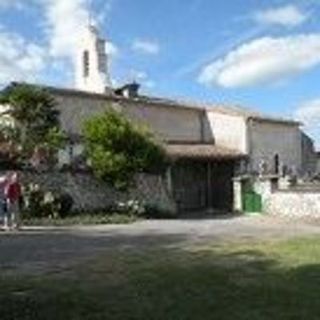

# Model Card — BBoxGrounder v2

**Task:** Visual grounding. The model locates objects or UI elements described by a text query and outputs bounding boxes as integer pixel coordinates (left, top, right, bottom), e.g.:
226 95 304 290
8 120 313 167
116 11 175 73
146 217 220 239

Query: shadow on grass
0 230 195 274
1 236 320 320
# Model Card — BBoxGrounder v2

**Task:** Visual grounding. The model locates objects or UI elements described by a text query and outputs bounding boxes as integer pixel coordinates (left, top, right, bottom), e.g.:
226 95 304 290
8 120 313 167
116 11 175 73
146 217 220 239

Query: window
274 154 279 174
97 39 106 72
83 50 90 77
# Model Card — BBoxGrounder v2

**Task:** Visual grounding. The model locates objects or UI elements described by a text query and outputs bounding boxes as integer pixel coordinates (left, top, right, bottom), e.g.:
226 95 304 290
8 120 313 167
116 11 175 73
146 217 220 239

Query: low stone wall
264 190 320 218
234 175 320 218
1 171 176 213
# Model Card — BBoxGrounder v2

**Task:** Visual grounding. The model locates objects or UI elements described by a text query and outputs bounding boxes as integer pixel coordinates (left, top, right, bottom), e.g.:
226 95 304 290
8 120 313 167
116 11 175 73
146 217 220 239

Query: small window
97 40 106 72
274 154 279 174
83 50 90 77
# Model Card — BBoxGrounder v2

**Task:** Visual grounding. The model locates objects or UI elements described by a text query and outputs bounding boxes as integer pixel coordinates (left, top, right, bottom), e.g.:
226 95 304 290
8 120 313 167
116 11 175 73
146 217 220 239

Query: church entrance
208 161 234 211
171 160 207 212
170 159 235 213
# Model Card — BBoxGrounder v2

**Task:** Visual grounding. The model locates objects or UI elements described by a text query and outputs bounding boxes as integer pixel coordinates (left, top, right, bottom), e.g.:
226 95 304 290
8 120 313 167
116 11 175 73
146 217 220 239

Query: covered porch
165 143 246 213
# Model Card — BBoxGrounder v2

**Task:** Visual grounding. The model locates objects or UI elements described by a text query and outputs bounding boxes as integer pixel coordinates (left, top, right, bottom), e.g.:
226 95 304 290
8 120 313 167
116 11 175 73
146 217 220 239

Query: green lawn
1 237 320 319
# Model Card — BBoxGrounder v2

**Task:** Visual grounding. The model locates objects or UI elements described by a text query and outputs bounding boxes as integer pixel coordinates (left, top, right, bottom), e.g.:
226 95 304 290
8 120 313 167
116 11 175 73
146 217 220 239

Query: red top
5 182 21 202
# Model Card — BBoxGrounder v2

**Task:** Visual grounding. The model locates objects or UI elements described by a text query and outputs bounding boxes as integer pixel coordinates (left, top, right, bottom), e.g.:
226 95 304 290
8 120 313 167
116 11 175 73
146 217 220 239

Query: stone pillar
253 175 278 198
233 177 244 212
233 175 279 213
278 176 295 190
252 175 279 214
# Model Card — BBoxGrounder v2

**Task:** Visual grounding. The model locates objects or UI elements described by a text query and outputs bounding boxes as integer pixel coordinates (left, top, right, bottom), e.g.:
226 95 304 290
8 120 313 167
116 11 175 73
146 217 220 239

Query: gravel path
0 216 319 274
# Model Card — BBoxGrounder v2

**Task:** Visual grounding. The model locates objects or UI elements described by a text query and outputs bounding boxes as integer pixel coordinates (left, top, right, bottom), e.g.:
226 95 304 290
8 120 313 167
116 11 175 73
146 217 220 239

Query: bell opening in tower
83 50 90 78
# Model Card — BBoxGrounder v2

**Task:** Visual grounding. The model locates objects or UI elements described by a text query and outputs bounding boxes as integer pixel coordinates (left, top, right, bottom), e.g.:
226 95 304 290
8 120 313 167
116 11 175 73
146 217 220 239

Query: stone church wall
206 111 248 153
53 92 205 143
248 120 302 174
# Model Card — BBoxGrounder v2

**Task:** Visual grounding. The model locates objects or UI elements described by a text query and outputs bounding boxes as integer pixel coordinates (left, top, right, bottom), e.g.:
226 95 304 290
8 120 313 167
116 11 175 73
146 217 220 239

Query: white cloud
0 26 46 85
41 0 90 58
105 41 118 57
0 0 90 84
198 34 320 88
254 5 308 27
132 70 148 80
143 80 155 89
132 39 160 55
295 99 320 126
0 0 118 86
125 70 156 90
0 0 92 68
295 99 320 148
42 0 118 61
96 0 115 25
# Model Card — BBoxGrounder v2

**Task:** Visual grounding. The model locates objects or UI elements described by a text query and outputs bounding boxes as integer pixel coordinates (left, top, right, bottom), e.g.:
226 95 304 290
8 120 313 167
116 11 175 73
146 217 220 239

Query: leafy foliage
0 83 66 165
22 183 74 219
82 109 168 189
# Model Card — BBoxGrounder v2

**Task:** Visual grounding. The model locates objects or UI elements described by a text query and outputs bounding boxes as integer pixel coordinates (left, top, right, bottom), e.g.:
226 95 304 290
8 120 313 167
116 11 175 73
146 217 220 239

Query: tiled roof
10 82 204 112
165 143 246 160
7 82 300 126
46 86 302 126
207 105 300 126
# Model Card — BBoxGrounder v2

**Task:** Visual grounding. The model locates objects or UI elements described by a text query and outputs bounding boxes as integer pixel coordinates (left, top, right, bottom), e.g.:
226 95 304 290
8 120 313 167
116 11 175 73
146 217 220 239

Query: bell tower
75 24 111 93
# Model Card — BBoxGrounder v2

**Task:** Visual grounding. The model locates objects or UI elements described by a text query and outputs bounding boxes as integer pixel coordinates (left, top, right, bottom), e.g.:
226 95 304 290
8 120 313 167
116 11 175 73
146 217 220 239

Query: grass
2 237 320 319
22 213 140 226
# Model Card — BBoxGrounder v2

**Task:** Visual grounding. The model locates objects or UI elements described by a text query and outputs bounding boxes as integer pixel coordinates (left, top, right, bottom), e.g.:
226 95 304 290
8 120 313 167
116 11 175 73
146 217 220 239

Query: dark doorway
171 159 235 213
274 154 279 175
208 161 234 211
171 160 207 212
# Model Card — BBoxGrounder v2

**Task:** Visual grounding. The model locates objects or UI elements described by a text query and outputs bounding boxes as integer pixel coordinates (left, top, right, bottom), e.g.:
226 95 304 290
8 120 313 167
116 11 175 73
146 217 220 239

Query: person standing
4 172 22 230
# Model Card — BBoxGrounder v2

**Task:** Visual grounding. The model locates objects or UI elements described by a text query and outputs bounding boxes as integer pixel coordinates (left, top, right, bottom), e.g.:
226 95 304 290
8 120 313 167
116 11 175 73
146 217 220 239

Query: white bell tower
75 25 111 93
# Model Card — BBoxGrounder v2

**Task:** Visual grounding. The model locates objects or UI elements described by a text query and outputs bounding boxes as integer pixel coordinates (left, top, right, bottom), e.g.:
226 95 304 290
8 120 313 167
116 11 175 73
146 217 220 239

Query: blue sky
0 0 319 147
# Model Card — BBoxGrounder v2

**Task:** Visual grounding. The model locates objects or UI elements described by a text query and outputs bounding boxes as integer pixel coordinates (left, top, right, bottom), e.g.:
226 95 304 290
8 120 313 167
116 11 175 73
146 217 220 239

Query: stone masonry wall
1 171 176 213
252 177 320 218
264 190 320 218
234 176 320 218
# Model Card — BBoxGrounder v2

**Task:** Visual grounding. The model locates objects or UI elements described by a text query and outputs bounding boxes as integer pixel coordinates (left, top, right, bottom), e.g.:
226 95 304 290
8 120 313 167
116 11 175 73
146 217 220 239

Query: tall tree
0 83 65 165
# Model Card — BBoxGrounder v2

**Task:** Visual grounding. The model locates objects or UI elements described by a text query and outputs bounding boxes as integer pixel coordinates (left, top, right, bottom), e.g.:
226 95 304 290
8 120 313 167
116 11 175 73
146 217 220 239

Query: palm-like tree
0 83 65 167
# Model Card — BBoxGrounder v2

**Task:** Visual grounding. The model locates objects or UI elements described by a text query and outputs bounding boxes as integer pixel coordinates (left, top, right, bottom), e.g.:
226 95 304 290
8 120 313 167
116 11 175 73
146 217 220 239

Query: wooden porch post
166 165 173 195
207 161 213 212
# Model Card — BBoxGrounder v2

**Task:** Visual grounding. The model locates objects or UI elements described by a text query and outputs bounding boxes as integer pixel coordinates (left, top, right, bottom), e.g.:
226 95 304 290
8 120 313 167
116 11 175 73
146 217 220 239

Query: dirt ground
0 215 319 274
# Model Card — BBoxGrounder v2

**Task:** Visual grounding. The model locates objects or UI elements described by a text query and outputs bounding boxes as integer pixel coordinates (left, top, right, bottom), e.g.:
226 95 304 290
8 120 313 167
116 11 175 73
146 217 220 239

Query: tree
0 83 66 166
82 109 167 190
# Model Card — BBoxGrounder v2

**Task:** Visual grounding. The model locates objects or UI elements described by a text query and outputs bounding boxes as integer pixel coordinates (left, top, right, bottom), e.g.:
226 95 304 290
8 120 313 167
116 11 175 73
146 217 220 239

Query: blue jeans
0 198 5 219
4 201 20 229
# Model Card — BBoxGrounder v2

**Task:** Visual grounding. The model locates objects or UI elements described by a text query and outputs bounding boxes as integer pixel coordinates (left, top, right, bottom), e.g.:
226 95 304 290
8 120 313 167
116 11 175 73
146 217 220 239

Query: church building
1 24 317 213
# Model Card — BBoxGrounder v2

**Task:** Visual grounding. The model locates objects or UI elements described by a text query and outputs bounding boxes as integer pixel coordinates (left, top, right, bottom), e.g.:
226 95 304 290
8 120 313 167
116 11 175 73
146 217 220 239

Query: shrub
22 184 73 219
113 199 146 216
22 184 45 218
56 193 74 217
82 109 168 190
144 203 177 219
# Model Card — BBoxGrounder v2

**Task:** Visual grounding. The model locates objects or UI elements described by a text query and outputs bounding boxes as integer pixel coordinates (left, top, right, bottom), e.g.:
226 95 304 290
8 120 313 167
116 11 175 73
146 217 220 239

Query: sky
0 0 319 147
